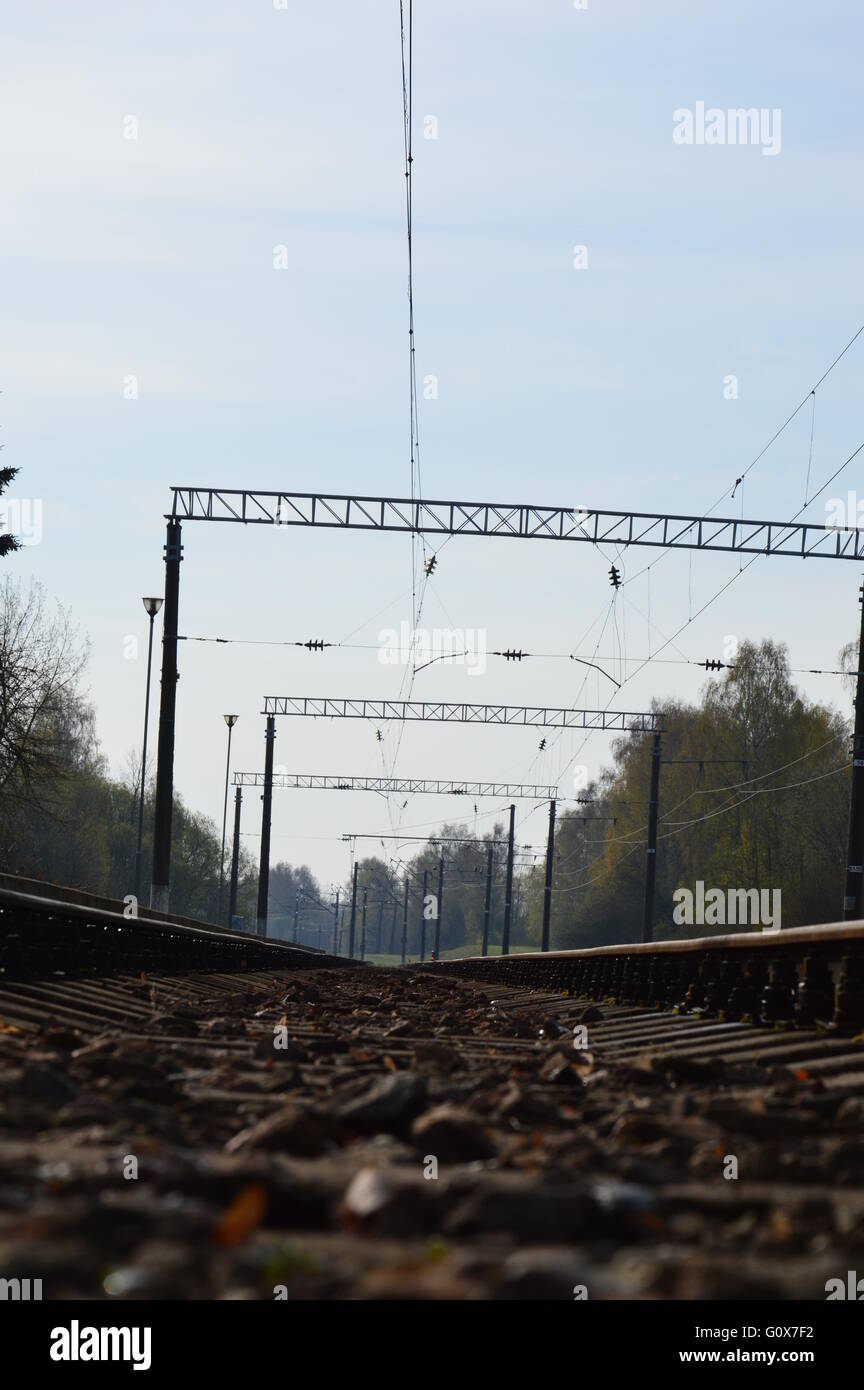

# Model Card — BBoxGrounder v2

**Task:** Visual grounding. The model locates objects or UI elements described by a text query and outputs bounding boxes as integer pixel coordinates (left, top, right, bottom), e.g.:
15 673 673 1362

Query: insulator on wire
424 555 437 576
609 565 622 589
498 648 526 661
703 658 726 671
538 738 546 751
301 639 329 651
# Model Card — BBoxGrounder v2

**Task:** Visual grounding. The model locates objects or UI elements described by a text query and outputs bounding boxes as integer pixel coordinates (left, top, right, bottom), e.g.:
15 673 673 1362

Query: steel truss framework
170 487 864 561
151 483 864 935
234 772 558 798
262 696 663 733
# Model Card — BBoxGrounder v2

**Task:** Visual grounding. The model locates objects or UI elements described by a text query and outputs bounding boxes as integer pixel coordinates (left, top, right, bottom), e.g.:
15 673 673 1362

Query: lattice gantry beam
170 488 864 560
233 773 559 798
261 696 663 733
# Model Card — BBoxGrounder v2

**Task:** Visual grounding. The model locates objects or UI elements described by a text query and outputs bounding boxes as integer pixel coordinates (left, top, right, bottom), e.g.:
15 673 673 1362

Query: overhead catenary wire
544 757 851 892
256 327 864 853
804 391 817 505
217 331 864 865
618 319 864 597
589 728 850 846
521 728 853 898
519 325 864 825
175 631 858 679
216 336 864 875
530 434 864 825
578 737 851 850
369 0 433 851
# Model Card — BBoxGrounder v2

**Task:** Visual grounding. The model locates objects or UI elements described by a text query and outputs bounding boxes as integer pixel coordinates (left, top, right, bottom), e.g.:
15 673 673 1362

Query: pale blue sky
2 0 862 891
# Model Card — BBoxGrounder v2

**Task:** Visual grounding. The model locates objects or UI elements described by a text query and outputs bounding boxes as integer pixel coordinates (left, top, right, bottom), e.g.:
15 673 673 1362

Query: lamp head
223 714 239 728
142 596 163 617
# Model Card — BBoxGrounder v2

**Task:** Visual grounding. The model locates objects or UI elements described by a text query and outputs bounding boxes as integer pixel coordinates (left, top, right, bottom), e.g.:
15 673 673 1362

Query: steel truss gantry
233 772 558 798
231 769 560 952
150 483 864 936
251 699 658 938
170 487 864 562
261 696 662 733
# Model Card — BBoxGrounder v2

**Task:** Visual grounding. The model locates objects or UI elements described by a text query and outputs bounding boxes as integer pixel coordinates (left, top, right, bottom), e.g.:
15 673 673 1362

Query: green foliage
4 761 262 924
267 861 330 944
520 640 850 947
0 466 21 559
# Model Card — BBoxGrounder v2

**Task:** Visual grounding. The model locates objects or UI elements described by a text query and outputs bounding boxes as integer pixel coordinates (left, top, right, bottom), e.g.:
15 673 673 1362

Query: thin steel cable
804 391 816 505
619 320 864 595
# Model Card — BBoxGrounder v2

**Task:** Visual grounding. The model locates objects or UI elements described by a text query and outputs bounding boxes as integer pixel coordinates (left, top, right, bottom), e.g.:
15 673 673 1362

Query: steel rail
423 920 864 1033
0 886 344 981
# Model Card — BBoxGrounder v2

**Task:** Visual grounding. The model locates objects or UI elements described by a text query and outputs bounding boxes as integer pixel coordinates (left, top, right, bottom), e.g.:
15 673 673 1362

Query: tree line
324 641 851 954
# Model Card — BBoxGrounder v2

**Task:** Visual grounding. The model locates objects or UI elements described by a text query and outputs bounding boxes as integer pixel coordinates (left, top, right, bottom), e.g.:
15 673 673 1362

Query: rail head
0 886 320 955
421 919 864 968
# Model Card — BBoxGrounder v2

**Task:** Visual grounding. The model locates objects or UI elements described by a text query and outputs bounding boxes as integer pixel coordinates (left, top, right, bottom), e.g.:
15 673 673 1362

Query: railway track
425 921 864 1035
422 924 864 1106
0 881 341 982
1 891 863 1302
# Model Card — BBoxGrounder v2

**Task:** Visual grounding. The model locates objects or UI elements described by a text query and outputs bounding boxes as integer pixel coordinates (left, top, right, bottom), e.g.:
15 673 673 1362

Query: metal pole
642 732 662 943
844 582 864 919
292 894 299 943
419 869 428 961
541 798 557 952
401 877 409 964
375 898 384 955
348 861 359 958
388 900 397 954
217 717 237 922
255 715 276 936
228 786 242 926
150 520 182 912
134 608 157 901
360 887 368 960
434 855 444 957
501 804 516 955
331 891 340 953
481 842 494 956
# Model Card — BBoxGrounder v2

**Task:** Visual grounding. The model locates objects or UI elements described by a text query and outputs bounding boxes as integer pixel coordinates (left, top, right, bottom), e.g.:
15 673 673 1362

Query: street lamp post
134 597 163 902
217 714 239 922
